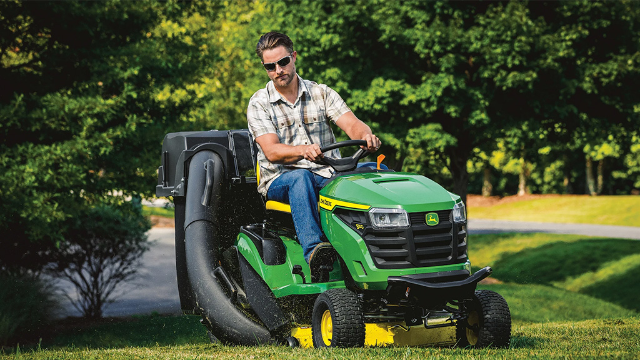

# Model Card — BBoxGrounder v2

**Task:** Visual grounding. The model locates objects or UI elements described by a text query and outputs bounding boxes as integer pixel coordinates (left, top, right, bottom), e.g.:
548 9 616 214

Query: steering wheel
315 140 372 172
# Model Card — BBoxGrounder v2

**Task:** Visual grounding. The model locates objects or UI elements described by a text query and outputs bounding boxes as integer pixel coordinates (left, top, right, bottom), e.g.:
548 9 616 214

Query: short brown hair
256 32 294 61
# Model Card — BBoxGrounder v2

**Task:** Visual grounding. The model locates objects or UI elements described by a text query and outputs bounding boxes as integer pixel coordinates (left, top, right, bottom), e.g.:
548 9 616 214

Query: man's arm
255 133 324 164
335 111 381 152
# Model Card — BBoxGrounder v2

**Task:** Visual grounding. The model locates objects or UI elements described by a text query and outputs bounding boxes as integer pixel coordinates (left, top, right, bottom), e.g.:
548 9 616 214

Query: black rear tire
311 289 365 348
456 290 511 348
207 330 220 344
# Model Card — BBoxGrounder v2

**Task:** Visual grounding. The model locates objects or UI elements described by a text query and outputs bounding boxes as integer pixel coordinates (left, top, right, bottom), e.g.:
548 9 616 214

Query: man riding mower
155 129 511 348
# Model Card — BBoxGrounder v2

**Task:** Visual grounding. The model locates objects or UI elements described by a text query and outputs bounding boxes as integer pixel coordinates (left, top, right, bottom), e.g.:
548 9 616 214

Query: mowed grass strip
470 233 640 313
491 239 640 285
468 195 640 226
478 283 636 323
3 317 639 359
468 233 586 267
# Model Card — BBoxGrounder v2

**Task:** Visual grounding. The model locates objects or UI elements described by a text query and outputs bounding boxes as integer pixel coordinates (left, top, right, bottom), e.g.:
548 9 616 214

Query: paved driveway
57 221 640 318
468 219 640 240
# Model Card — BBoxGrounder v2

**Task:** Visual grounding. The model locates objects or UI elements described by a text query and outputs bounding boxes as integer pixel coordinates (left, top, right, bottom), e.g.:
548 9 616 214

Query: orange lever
376 154 386 170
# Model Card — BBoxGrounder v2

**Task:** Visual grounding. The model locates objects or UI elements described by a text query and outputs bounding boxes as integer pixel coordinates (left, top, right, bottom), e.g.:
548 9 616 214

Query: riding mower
156 129 511 348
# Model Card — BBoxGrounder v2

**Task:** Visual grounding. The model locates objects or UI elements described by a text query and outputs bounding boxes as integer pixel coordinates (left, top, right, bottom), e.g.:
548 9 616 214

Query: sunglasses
262 54 292 71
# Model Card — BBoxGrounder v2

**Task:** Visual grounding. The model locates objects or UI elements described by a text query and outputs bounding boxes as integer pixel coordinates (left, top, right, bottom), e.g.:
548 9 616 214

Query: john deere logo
426 213 439 226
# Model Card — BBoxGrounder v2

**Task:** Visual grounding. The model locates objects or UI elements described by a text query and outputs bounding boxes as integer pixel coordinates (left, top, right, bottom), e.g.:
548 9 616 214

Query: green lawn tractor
155 129 511 348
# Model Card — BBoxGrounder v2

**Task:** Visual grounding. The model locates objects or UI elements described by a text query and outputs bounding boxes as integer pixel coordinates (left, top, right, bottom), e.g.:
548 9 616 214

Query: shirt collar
267 74 309 105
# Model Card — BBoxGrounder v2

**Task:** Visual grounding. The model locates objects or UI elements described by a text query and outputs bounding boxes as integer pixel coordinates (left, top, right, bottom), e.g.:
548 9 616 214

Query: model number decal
319 197 332 208
318 195 370 211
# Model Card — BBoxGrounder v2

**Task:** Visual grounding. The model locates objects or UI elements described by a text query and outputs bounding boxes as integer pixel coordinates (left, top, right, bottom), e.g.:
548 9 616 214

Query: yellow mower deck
291 322 456 348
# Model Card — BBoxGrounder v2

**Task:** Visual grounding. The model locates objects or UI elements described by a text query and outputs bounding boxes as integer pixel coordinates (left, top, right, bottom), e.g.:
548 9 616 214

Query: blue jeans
266 163 386 263
267 170 330 263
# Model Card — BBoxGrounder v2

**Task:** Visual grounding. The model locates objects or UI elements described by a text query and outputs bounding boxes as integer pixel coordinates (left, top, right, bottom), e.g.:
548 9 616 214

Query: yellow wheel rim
321 309 333 346
466 310 479 346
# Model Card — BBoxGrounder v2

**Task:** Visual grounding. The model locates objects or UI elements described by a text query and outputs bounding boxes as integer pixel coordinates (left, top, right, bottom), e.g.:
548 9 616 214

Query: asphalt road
57 220 640 318
468 219 640 240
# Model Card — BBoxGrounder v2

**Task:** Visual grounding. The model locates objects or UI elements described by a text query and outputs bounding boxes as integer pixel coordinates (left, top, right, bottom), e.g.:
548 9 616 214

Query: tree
279 1 558 203
533 1 640 196
0 0 161 273
0 0 271 273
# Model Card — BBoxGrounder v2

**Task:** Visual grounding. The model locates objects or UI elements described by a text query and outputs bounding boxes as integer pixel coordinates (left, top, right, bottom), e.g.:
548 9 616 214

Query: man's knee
288 170 316 195
289 169 314 185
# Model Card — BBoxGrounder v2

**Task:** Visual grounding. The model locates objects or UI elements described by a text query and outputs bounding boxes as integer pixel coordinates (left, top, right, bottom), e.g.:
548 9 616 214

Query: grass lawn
468 195 640 227
4 231 639 358
470 233 640 313
142 205 174 218
2 315 639 359
479 283 636 323
2 233 639 358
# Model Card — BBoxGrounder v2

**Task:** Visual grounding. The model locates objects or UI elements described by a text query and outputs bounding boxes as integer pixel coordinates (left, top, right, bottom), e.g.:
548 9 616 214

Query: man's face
262 46 296 89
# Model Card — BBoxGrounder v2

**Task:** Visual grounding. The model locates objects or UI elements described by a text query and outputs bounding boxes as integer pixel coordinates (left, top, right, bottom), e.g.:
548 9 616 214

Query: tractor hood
320 172 459 213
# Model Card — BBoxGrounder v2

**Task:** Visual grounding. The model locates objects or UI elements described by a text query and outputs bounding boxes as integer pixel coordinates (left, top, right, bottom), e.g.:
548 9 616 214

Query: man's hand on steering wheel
302 143 323 162
314 139 382 172
361 133 381 153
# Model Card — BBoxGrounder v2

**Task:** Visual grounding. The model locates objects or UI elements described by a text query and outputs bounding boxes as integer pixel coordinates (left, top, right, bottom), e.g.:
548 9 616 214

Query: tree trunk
394 153 407 172
448 147 470 205
518 157 530 196
597 158 604 195
563 153 573 194
586 155 597 196
482 166 492 197
518 169 526 196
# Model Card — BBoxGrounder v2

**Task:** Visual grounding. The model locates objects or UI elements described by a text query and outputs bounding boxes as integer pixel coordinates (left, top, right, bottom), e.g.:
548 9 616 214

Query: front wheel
312 289 365 348
456 290 511 348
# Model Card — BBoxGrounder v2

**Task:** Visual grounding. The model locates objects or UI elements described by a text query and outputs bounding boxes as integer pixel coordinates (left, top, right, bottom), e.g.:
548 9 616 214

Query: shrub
0 275 58 346
48 201 151 319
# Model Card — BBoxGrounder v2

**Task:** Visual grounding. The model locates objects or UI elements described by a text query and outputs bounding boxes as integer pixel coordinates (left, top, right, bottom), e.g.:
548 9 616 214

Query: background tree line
0 0 639 339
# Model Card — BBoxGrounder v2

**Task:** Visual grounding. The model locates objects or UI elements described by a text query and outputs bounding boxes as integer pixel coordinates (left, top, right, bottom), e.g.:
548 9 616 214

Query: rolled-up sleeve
247 94 276 139
323 86 351 123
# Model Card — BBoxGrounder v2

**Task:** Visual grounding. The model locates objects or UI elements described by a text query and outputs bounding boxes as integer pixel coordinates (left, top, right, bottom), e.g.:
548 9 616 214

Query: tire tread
456 289 511 348
312 289 365 347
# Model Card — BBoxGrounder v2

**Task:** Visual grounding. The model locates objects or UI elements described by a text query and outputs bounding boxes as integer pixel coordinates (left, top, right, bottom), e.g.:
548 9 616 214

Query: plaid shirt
247 75 351 196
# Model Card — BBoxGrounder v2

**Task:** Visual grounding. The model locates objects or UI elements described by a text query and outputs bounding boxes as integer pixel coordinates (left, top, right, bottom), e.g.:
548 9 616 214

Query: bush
0 275 58 346
48 201 151 319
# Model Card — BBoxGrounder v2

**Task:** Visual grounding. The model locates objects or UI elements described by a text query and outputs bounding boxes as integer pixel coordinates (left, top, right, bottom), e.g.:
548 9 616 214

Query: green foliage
0 275 58 346
276 1 640 200
2 0 640 323
621 132 640 188
45 314 208 349
0 0 274 274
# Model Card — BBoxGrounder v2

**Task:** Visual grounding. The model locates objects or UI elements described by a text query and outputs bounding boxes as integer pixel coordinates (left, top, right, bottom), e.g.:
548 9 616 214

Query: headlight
453 201 466 223
368 208 410 229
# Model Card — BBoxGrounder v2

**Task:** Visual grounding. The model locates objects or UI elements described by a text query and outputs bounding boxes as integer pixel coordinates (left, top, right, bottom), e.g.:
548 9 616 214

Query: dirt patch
150 215 174 228
479 277 503 285
467 194 588 208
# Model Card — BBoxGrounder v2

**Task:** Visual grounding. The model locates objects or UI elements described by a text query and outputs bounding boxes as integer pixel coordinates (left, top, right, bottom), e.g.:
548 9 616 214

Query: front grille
336 208 468 269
